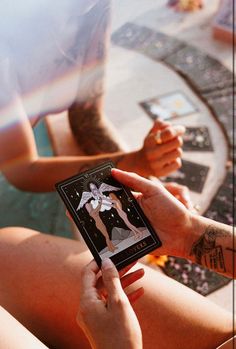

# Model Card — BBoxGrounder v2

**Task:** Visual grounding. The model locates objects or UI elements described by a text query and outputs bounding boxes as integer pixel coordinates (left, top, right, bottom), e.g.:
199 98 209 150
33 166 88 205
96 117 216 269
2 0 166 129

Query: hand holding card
77 259 143 349
111 168 193 259
56 161 162 270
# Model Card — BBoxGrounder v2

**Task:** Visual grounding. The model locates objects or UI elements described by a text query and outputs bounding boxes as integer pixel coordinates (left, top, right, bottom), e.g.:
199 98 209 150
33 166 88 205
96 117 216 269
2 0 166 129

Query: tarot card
162 159 209 193
111 22 183 60
183 127 214 152
165 45 233 92
140 91 198 121
162 256 230 296
205 93 234 145
56 161 162 270
111 22 154 51
143 31 184 61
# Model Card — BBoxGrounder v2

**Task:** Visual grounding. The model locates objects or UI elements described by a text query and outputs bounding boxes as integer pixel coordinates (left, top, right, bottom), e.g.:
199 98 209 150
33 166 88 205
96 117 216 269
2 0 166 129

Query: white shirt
0 0 108 124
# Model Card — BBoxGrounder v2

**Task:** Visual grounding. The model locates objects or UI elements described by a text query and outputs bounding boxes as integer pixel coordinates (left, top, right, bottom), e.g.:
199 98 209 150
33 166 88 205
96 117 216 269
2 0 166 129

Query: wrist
168 211 198 260
182 213 205 262
116 151 141 173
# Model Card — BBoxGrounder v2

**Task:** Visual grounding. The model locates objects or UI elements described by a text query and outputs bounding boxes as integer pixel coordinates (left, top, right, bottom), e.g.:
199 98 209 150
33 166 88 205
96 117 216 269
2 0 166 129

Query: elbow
1 163 52 193
2 169 36 192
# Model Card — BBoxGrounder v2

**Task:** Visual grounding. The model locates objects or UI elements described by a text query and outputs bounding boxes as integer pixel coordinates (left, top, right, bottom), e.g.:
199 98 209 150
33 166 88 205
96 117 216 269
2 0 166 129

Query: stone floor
105 0 234 314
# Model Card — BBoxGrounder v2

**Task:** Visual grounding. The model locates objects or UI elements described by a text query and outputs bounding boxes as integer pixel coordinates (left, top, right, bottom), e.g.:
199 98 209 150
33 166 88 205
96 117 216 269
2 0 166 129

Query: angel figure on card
77 182 142 252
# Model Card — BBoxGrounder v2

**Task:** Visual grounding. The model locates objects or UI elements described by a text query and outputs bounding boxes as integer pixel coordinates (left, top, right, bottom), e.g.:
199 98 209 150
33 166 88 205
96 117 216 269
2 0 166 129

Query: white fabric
0 0 109 120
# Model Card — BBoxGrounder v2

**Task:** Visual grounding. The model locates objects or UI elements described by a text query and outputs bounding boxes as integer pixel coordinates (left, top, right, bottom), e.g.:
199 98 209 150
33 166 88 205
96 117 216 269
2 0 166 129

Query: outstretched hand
112 169 193 258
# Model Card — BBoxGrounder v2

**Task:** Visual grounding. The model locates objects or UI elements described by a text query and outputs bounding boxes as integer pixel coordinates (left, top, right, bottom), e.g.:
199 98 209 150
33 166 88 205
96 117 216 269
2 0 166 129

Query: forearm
2 151 139 192
184 214 234 278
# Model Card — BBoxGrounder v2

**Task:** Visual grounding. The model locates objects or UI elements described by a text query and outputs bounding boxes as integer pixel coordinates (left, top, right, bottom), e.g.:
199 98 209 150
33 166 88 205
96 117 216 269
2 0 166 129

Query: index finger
111 168 159 196
80 260 100 300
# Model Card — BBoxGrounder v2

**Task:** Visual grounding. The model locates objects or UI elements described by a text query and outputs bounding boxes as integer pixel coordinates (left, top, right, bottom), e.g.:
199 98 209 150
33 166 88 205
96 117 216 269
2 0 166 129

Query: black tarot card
165 45 233 92
56 161 161 270
111 22 154 50
162 159 209 193
111 22 183 60
183 127 214 152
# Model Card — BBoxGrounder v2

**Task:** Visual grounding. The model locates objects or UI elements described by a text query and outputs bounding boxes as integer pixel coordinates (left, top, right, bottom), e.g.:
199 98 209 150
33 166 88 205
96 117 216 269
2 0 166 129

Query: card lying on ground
183 127 214 152
162 159 209 193
56 161 162 270
140 91 198 121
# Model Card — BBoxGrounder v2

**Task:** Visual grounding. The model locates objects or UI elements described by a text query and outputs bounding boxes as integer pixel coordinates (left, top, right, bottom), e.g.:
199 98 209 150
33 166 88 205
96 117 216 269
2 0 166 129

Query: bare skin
85 201 116 252
0 101 185 192
109 192 143 239
0 0 184 184
112 169 235 278
0 0 185 193
77 259 143 349
68 0 123 156
0 227 233 349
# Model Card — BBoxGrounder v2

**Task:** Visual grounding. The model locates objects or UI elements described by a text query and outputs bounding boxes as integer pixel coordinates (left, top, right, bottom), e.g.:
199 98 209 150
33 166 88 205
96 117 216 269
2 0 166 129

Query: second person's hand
136 119 185 178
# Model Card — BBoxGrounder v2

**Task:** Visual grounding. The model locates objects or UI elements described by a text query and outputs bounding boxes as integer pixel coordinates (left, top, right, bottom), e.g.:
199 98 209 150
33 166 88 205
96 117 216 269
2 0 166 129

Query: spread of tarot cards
55 161 162 270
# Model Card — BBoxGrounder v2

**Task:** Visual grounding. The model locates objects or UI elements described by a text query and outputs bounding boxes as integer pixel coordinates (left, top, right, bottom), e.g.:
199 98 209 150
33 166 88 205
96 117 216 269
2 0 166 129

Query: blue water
0 120 72 238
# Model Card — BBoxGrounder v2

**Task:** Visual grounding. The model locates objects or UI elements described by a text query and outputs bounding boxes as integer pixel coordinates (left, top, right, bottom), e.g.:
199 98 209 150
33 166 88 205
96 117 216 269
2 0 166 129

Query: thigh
0 306 48 349
0 227 92 349
132 263 233 349
0 227 232 349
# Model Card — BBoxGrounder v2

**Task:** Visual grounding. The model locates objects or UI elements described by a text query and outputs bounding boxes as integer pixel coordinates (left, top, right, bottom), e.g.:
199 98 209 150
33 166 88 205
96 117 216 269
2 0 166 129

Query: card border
139 90 199 120
55 161 162 270
183 126 214 152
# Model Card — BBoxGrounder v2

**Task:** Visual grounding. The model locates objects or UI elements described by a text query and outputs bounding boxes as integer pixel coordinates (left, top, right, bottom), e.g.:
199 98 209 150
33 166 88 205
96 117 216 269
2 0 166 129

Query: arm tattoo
190 226 227 273
68 103 123 155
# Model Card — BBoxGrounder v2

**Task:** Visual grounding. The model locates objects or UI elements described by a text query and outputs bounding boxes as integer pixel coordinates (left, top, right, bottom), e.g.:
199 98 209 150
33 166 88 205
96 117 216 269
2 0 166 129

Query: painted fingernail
102 258 114 270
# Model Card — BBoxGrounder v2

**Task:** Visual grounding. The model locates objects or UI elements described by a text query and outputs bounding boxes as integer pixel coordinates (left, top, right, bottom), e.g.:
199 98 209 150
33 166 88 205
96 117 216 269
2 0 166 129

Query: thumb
101 258 124 298
149 119 170 134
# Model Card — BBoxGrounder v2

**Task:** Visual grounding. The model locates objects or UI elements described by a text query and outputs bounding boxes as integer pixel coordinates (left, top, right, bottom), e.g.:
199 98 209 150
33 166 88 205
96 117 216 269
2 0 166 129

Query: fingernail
174 125 186 134
102 258 113 270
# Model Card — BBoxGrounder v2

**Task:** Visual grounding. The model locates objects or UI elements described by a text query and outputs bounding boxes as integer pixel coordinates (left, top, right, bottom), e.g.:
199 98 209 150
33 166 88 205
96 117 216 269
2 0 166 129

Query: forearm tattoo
68 103 123 155
67 1 122 156
190 226 227 273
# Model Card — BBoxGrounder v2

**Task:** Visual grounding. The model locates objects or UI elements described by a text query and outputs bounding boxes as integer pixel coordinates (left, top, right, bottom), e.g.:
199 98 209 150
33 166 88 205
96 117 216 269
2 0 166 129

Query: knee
0 227 40 244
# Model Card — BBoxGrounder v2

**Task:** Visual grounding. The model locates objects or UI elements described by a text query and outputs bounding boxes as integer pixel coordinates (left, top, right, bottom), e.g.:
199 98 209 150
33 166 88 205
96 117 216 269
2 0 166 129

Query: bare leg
68 0 125 155
93 216 117 253
132 265 233 349
0 228 232 349
0 227 92 349
0 306 48 349
109 193 142 238
86 203 117 252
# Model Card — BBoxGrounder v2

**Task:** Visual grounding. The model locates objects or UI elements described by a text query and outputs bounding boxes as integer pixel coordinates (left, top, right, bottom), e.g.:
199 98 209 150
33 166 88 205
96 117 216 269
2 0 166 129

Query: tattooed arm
187 216 234 278
112 169 235 279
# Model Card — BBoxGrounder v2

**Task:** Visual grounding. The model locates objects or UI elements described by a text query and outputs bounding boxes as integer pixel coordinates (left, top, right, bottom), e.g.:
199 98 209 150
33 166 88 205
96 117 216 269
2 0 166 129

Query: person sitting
0 0 184 192
0 169 233 348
